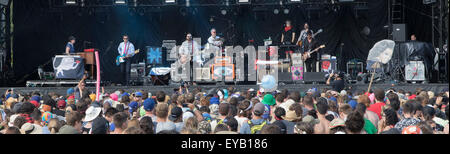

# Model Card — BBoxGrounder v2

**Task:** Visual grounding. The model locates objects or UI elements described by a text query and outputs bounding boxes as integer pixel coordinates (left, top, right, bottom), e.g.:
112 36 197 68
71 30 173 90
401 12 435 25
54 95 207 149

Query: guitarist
302 31 320 72
117 34 135 86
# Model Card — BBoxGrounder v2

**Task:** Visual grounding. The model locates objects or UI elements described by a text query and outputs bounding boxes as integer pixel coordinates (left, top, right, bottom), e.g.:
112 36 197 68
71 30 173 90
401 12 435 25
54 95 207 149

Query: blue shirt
118 42 135 57
66 42 75 53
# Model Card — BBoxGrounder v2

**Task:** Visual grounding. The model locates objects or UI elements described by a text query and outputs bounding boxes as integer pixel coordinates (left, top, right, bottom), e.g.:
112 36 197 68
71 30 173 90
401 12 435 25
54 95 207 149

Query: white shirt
179 40 200 56
207 36 222 50
117 42 135 57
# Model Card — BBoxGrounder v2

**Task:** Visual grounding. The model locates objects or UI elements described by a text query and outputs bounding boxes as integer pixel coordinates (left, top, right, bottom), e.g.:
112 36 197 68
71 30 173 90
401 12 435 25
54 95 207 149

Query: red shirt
367 102 386 119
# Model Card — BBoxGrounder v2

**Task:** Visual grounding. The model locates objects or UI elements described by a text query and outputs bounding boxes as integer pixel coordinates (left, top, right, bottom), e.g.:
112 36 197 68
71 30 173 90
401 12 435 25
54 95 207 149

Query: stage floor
2 83 448 96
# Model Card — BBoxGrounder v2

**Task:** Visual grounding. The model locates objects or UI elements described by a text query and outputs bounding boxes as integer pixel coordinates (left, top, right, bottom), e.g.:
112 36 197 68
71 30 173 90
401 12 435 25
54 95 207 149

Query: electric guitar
297 29 323 47
302 45 325 61
116 49 140 66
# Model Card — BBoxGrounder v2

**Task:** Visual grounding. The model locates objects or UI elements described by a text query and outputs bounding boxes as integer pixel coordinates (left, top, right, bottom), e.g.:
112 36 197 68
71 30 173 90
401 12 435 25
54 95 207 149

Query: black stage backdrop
12 0 419 86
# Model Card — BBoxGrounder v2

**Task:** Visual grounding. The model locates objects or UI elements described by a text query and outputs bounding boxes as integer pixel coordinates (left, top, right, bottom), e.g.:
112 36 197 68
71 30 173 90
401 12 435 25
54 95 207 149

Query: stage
2 83 448 96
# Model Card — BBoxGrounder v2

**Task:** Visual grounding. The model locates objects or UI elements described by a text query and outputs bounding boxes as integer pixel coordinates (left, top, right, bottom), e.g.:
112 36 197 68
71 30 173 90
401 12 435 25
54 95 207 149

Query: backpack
248 120 267 134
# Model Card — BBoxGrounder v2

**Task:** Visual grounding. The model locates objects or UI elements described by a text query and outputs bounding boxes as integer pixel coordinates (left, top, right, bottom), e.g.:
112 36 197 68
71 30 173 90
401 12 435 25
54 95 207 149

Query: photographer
326 72 345 93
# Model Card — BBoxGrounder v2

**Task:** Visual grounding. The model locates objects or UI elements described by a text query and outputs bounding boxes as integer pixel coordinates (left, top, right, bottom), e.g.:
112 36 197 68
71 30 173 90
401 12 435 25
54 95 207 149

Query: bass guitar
116 49 140 66
302 45 325 61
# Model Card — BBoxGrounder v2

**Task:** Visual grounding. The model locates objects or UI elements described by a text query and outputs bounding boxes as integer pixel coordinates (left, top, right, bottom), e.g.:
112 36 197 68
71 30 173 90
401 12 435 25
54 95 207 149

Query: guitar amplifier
347 61 364 81
194 68 211 81
405 61 425 81
292 53 303 66
130 63 146 78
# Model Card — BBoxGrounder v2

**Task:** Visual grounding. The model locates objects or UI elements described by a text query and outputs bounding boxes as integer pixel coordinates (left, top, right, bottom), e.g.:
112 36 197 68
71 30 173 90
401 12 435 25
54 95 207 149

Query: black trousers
305 59 317 72
120 58 131 85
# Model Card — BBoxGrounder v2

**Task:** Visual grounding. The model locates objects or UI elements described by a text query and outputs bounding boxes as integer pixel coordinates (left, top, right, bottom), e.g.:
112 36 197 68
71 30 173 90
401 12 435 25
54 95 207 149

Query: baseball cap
169 107 183 121
253 103 265 116
12 102 23 114
91 117 109 134
31 96 41 102
135 92 143 97
67 88 74 95
209 97 220 105
128 101 139 113
302 115 319 125
348 100 358 110
143 98 156 111
57 100 66 109
121 92 130 97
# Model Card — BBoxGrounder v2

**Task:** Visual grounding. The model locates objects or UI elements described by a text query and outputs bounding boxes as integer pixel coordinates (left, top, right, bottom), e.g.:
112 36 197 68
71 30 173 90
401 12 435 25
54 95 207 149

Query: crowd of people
1 79 448 134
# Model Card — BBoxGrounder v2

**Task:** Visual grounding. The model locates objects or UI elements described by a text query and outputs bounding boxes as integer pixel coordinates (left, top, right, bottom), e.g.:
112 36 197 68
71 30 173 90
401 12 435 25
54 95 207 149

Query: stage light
114 0 127 5
287 0 303 3
221 9 227 15
164 0 176 5
237 0 251 4
65 0 77 5
273 9 279 14
283 8 289 14
186 0 190 7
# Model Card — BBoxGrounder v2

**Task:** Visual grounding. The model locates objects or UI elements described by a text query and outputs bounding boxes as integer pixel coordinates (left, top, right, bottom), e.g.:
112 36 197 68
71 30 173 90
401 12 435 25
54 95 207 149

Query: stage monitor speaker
278 72 292 83
303 72 327 83
393 24 407 42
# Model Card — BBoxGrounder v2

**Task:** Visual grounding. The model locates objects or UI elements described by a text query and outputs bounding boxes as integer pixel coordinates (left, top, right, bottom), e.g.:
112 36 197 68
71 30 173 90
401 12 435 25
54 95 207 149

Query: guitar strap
123 42 129 56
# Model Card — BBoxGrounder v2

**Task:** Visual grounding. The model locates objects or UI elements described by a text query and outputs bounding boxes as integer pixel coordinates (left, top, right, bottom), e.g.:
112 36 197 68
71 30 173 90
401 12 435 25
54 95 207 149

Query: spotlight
221 9 227 15
283 8 289 14
114 0 127 5
237 0 250 4
287 0 303 3
65 0 77 5
164 0 177 5
273 9 279 14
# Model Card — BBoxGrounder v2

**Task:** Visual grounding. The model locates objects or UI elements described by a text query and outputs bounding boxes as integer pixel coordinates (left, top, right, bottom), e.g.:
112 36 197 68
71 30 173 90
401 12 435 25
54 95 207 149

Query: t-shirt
155 121 176 134
394 117 421 131
234 116 249 132
174 122 184 133
367 102 386 119
363 118 378 134
331 79 345 93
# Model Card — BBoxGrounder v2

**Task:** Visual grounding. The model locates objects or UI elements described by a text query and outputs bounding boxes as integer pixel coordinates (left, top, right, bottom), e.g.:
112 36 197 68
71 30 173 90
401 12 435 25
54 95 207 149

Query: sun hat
261 94 276 106
83 106 102 122
20 123 43 134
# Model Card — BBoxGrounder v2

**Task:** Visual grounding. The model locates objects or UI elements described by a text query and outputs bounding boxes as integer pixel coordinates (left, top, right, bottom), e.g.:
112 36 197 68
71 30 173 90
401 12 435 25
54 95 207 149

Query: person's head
417 121 433 134
285 20 291 26
127 119 140 129
214 124 229 133
402 100 415 117
274 107 286 120
123 34 129 43
156 103 169 119
13 116 27 129
68 36 76 44
123 127 144 134
422 106 435 121
374 89 385 102
338 104 352 119
412 101 424 119
383 108 399 126
307 31 312 39
357 95 371 107
139 116 154 134
252 103 265 118
260 124 282 134
288 91 301 103
294 122 314 134
411 34 416 41
19 102 35 114
316 98 329 115
156 91 166 103
104 107 118 122
224 117 238 132
218 103 230 117
65 111 83 131
5 126 21 134
47 118 62 134
355 103 367 115
211 28 216 37
186 33 193 41
169 107 183 122
304 23 309 29
289 103 303 120
237 100 252 119
345 112 365 134
113 112 129 131
303 95 314 108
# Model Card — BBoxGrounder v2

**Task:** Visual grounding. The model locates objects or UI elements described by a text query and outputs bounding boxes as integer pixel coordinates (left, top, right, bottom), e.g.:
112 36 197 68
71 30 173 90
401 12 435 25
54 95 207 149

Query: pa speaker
303 72 327 83
393 24 407 42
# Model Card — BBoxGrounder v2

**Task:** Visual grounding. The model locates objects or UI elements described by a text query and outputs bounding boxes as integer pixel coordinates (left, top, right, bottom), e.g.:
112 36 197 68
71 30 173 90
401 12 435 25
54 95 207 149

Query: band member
280 20 296 45
297 23 314 45
65 36 76 55
302 31 319 72
207 28 223 52
117 34 136 86
410 34 417 41
179 33 200 61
